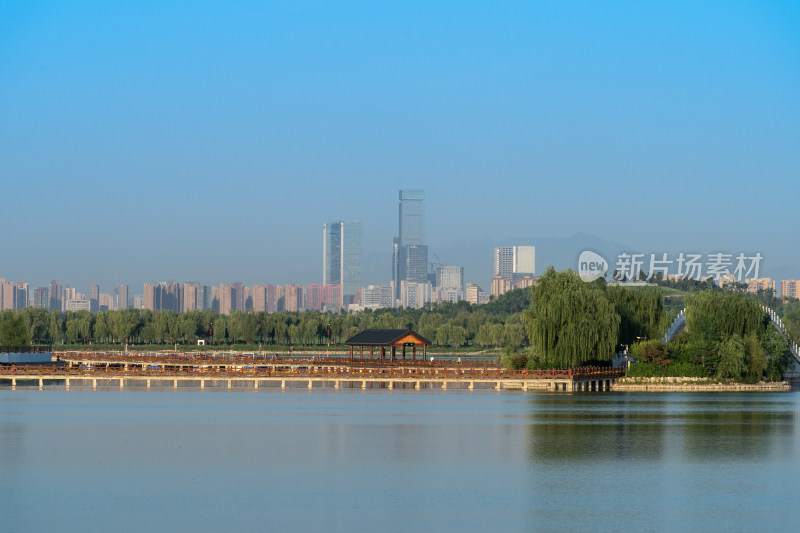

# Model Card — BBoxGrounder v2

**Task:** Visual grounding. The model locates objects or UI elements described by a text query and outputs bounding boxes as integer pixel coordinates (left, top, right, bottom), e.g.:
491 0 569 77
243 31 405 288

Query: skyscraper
393 190 428 297
117 284 129 310
89 284 99 313
323 220 363 307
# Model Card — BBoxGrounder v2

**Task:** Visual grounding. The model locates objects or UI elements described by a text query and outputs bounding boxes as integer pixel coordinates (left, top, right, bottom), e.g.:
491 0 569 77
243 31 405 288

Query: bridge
762 306 800 380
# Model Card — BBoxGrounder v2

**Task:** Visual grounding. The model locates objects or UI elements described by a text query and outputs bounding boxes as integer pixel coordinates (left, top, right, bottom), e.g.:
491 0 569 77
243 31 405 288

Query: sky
2 0 799 294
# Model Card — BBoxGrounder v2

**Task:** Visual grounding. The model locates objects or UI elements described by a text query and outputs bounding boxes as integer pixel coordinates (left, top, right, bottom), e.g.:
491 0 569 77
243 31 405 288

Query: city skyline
2 2 798 294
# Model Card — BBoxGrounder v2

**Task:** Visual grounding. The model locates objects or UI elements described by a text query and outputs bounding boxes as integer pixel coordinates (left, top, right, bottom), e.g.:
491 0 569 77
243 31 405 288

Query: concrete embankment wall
613 377 790 392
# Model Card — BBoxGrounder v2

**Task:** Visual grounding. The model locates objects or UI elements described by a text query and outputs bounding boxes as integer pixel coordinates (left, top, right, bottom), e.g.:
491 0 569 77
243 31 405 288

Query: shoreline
613 377 791 392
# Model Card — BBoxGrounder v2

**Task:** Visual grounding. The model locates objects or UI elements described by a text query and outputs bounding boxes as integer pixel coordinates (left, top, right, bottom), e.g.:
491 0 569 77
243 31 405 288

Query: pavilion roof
344 329 431 347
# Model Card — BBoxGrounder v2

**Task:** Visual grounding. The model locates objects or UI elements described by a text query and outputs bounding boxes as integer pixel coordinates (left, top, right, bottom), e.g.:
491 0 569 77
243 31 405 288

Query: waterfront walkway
0 371 620 392
0 353 623 392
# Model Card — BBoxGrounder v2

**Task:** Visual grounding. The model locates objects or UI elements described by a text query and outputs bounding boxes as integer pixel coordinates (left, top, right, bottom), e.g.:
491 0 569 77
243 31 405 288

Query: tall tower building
89 284 100 313
393 190 428 297
323 220 363 307
117 284 129 310
49 280 63 311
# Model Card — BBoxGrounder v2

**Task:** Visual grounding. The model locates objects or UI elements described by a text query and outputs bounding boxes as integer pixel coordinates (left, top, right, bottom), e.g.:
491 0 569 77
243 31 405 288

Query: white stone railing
762 306 800 364
662 308 686 344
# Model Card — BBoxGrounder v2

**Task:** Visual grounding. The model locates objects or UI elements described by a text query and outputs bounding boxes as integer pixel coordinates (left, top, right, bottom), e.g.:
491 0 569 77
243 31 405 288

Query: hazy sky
2 1 799 294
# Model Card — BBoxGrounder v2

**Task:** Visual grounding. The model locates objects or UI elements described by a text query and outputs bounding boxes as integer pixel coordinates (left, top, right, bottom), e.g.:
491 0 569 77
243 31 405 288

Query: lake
0 387 798 532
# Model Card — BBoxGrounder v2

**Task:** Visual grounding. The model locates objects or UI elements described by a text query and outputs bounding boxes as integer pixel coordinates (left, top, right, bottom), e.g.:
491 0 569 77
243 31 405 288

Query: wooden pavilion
344 329 432 362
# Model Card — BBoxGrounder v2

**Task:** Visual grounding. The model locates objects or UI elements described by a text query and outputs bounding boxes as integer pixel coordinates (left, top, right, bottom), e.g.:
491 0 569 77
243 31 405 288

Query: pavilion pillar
370 346 373 360
360 346 363 361
413 346 416 361
349 346 353 361
402 345 406 361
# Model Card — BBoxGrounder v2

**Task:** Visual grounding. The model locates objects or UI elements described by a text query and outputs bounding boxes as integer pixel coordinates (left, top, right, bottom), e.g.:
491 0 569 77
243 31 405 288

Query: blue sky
2 0 799 294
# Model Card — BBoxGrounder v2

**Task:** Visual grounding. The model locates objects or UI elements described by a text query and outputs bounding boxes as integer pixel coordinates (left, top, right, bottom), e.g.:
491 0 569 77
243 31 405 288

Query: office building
361 284 394 310
393 190 428 297
89 284 99 313
494 246 536 280
436 266 464 295
117 284 129 310
323 220 363 307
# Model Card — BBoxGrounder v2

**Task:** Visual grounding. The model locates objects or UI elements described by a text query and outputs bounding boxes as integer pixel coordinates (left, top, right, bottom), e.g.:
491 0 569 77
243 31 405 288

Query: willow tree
686 291 765 347
525 267 620 368
605 286 667 346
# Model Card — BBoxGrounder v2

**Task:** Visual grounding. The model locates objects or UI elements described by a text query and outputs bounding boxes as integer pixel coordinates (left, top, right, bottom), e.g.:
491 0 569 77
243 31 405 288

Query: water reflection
527 394 797 463
527 396 667 462
680 400 796 461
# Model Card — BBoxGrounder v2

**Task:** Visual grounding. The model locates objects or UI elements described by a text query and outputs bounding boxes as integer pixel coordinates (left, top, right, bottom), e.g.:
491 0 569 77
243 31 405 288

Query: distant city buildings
398 280 431 309
466 283 489 305
746 278 776 294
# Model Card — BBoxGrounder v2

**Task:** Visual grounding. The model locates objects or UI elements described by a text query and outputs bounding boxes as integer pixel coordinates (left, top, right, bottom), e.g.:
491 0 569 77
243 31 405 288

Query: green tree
716 335 746 379
524 267 619 368
0 312 31 346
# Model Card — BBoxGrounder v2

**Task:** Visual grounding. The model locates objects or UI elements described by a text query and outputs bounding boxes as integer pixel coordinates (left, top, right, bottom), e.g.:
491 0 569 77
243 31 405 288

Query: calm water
0 387 798 532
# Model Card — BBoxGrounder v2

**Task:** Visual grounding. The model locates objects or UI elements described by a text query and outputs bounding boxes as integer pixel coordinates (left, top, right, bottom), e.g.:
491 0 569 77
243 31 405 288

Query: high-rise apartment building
494 246 536 280
99 293 114 311
33 287 49 309
393 190 428 297
323 220 363 307
781 280 800 299
49 280 63 311
251 284 268 312
0 279 15 310
143 281 182 312
746 278 776 294
465 283 489 305
491 275 513 298
183 283 200 312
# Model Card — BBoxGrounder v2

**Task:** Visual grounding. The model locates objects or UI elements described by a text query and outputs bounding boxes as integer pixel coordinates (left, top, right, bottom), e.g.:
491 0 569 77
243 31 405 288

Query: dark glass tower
393 190 428 297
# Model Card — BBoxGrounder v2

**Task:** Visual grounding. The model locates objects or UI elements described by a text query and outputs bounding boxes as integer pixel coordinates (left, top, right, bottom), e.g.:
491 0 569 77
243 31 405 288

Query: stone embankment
613 376 790 392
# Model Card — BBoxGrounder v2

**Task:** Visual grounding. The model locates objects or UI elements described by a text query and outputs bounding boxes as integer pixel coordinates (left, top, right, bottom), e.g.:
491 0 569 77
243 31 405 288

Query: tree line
629 290 792 381
0 290 533 349
517 267 668 369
